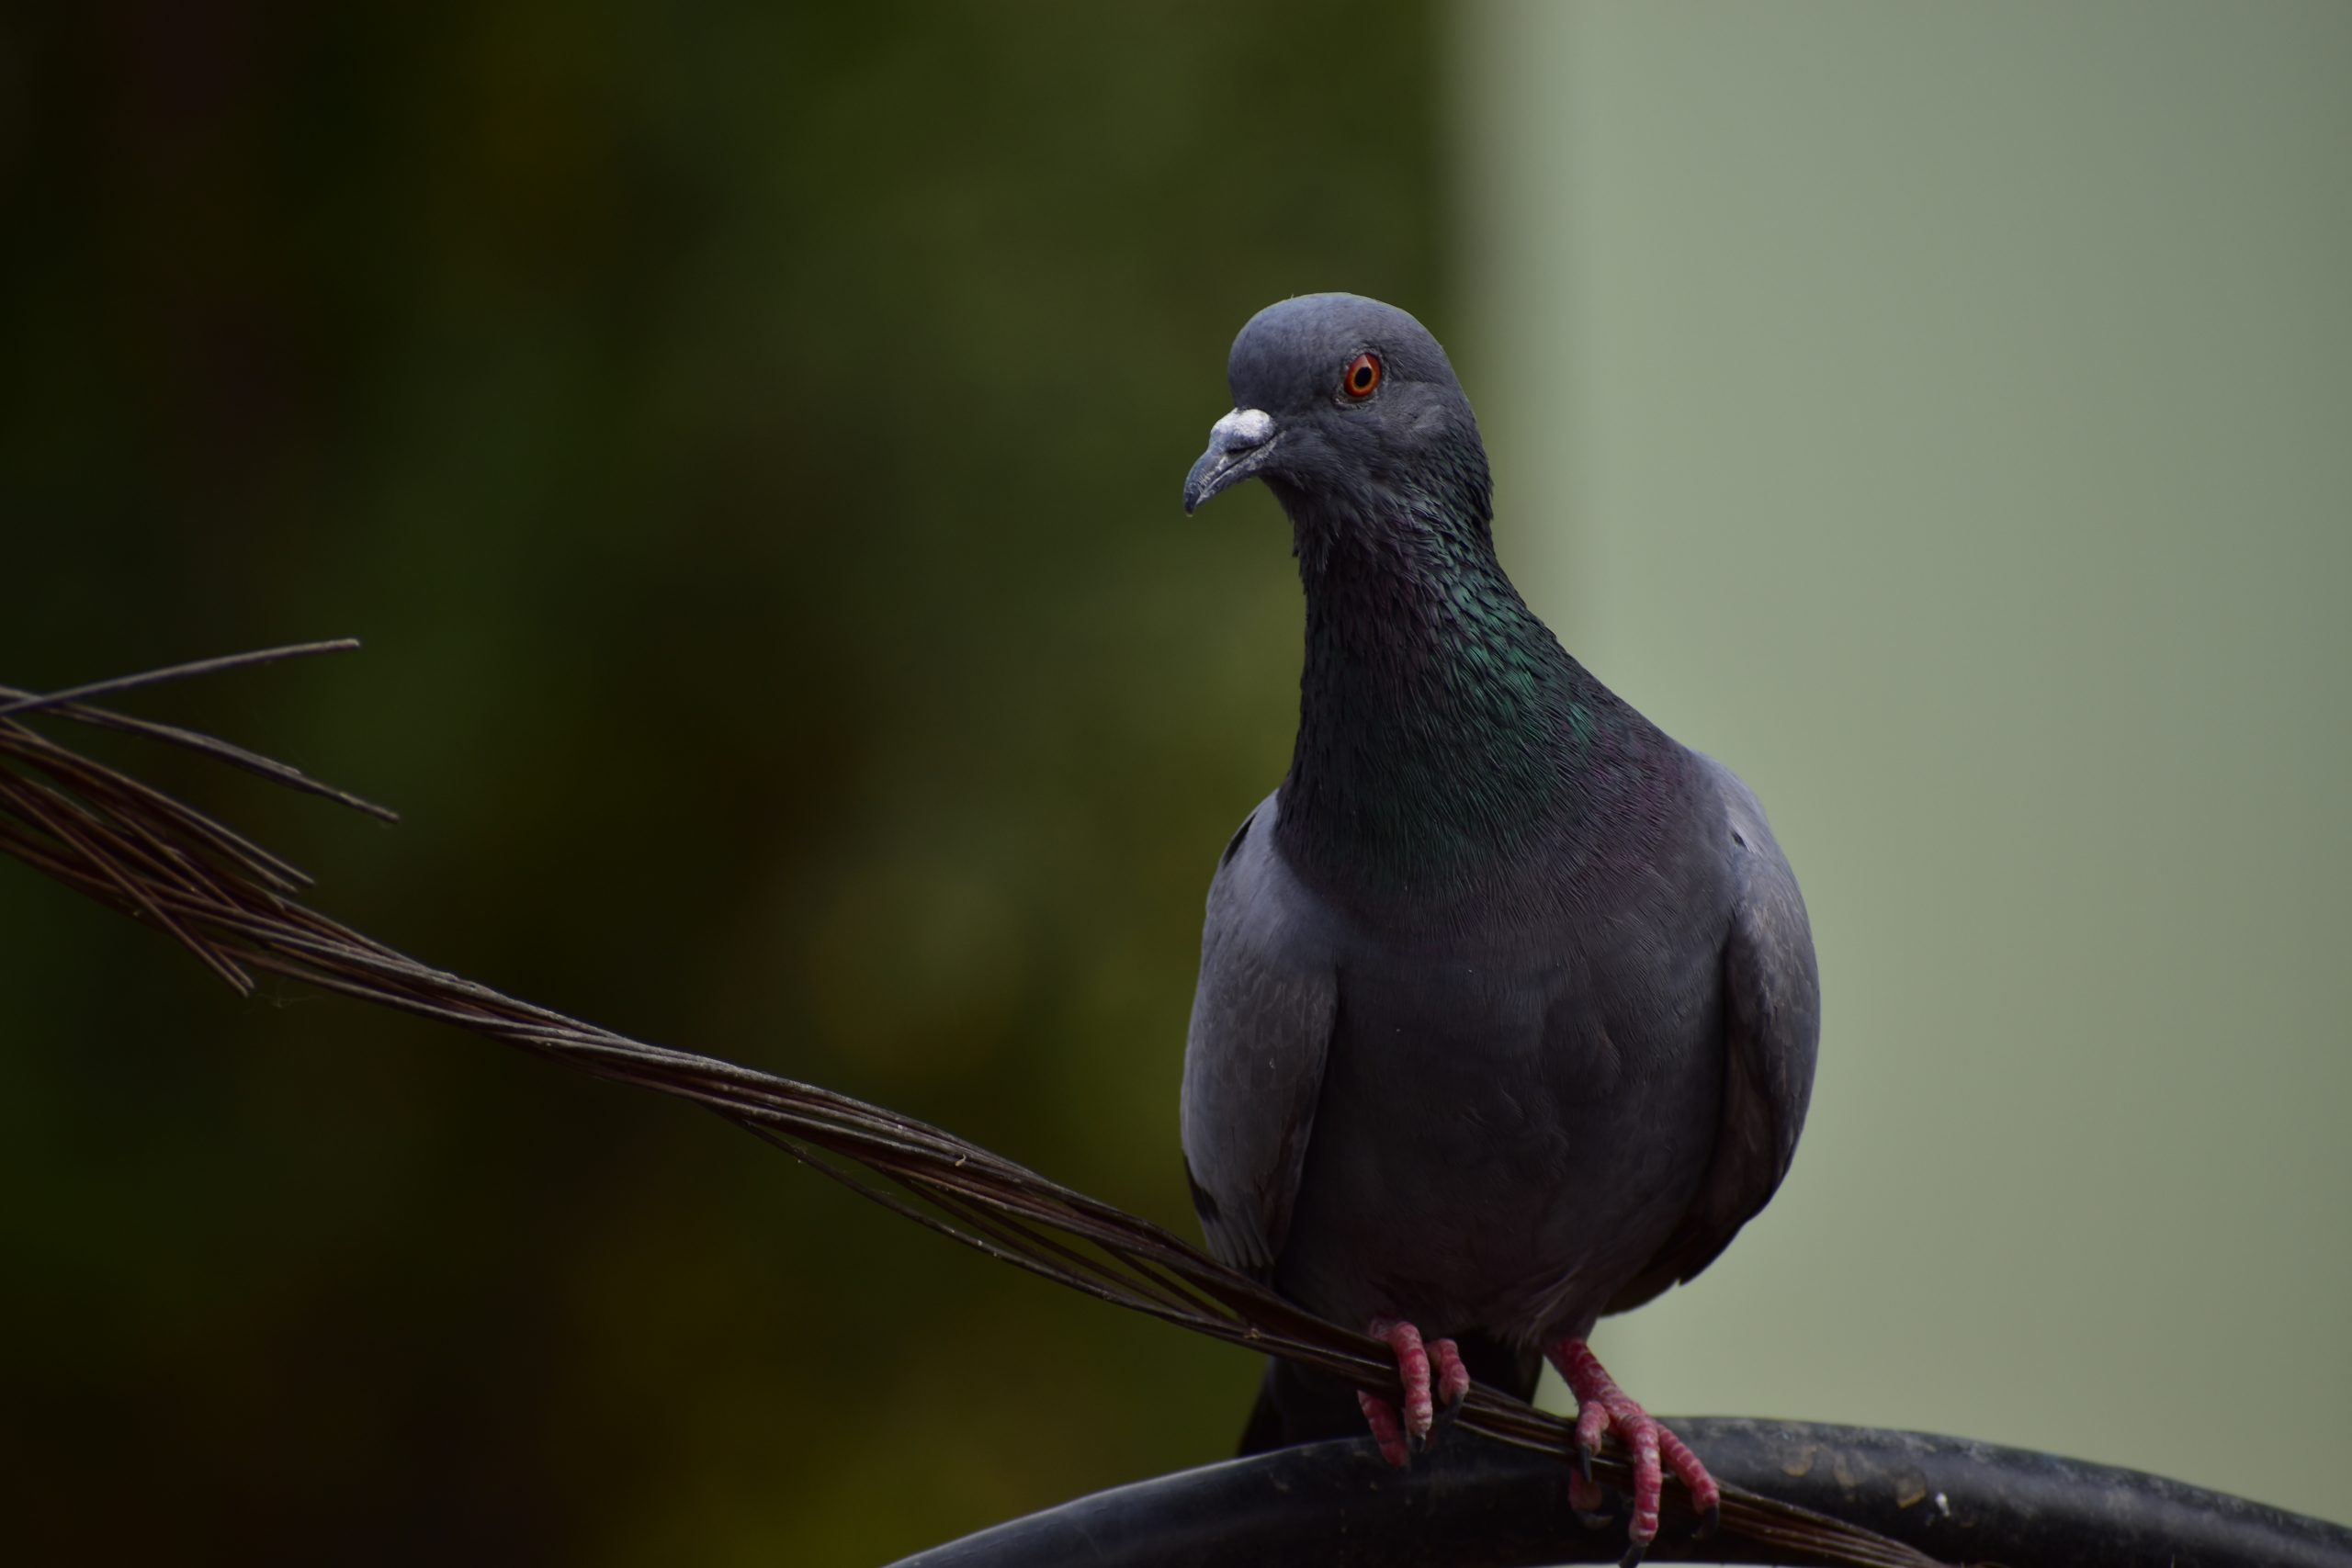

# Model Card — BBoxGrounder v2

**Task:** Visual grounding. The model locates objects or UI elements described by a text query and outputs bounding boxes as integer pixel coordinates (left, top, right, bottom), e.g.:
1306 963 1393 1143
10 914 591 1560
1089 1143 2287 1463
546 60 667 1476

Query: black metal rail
890 1420 2352 1568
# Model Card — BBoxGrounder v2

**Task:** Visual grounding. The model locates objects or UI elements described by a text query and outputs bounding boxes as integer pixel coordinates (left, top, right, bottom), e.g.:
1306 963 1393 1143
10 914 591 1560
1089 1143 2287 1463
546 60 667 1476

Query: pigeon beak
1182 408 1280 514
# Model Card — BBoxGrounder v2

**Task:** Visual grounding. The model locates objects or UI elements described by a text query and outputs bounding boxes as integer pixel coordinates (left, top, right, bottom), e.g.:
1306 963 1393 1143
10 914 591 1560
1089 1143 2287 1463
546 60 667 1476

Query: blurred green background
1 3 2344 1562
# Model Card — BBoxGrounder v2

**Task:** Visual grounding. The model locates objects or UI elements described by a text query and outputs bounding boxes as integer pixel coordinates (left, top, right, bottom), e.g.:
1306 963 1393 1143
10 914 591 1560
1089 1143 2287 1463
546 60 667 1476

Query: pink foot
1548 1338 1720 1562
1356 1319 1473 1466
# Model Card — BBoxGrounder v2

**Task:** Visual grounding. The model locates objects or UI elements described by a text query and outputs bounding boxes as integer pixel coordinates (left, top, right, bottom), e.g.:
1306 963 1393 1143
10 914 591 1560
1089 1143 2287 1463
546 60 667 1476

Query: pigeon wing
1181 794 1340 1281
1609 755 1820 1314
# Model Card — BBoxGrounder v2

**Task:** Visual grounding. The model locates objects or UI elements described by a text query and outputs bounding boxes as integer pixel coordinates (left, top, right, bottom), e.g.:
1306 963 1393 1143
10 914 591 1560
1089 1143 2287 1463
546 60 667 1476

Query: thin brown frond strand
0 649 1947 1568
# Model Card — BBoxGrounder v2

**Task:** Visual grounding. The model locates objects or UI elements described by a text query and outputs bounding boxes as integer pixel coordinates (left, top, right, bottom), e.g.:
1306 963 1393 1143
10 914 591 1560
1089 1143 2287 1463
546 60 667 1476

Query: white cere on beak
1209 407 1275 450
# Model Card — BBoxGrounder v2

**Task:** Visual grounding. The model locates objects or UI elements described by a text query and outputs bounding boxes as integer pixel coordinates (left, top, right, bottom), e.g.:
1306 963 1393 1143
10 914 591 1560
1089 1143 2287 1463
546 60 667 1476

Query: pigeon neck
1275 491 1624 894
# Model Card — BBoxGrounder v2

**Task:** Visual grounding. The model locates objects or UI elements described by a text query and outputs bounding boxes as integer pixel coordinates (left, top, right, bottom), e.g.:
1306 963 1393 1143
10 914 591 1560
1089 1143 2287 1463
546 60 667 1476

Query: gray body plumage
1179 294 1819 1445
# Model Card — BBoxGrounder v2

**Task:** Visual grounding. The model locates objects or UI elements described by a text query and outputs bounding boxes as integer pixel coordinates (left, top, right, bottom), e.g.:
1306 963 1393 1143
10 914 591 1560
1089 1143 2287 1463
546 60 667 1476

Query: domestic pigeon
1180 294 1819 1559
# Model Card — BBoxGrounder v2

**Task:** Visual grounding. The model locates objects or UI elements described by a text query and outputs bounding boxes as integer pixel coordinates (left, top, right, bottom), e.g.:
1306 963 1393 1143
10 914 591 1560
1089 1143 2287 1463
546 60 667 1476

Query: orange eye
1341 352 1383 400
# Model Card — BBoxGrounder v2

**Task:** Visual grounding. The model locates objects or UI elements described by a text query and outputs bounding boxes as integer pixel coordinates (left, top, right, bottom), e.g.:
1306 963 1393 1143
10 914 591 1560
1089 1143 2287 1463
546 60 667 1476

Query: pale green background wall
1458 1 2350 1519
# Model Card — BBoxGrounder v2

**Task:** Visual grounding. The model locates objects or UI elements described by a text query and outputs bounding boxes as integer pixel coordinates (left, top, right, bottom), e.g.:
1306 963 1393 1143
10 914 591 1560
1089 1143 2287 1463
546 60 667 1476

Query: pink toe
1431 1337 1471 1406
1356 1390 1412 1468
1371 1318 1436 1437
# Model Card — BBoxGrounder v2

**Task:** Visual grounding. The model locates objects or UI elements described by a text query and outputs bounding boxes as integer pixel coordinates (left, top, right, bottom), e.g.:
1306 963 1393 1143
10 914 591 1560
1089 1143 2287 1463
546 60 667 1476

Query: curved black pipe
888 1419 2352 1568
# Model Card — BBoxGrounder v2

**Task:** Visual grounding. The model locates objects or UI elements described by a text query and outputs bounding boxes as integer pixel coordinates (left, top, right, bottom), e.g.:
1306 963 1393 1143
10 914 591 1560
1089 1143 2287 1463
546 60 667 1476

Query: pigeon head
1182 293 1491 533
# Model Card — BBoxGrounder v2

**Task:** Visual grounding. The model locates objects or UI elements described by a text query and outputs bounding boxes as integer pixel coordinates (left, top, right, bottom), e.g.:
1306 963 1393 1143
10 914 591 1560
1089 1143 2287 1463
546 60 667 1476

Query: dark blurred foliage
0 3 1448 1560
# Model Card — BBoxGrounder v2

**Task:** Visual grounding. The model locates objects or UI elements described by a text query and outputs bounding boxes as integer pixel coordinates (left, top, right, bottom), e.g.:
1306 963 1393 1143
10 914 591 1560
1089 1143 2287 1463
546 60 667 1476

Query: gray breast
1270 855 1731 1346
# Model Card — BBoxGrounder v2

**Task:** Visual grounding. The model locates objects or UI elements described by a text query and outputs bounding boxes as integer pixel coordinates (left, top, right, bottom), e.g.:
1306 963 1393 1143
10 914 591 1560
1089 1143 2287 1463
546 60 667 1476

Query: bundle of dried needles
0 642 1937 1568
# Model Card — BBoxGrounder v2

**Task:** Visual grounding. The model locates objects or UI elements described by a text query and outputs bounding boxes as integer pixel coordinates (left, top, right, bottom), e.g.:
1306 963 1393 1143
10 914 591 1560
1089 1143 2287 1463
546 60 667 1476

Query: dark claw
1617 1542 1646 1568
1696 1500 1721 1540
1407 1426 1428 1457
1576 1438 1594 1483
